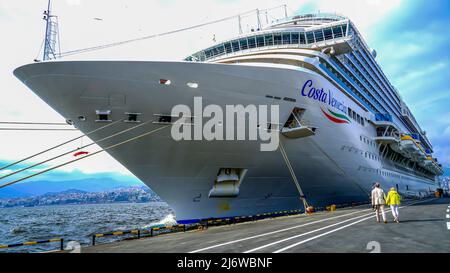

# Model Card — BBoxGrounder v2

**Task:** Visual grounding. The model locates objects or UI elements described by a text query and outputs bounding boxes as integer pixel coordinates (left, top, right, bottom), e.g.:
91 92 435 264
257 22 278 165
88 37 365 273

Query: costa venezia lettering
301 80 347 114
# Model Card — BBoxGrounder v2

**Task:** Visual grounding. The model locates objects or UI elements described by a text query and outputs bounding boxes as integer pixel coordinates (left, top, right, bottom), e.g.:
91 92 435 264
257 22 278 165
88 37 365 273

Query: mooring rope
0 124 171 189
0 120 122 172
0 120 153 181
278 138 310 212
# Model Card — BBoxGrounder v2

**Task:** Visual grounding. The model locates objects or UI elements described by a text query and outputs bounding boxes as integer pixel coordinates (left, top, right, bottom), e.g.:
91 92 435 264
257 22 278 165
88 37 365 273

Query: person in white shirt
371 182 387 223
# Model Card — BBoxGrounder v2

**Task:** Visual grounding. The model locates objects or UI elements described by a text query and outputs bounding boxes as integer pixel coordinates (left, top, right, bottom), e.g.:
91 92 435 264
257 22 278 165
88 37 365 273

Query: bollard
60 238 64 251
92 235 96 246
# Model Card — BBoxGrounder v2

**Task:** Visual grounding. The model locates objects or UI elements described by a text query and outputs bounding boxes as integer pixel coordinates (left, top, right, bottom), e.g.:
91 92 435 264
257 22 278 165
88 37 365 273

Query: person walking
385 187 401 223
371 182 387 223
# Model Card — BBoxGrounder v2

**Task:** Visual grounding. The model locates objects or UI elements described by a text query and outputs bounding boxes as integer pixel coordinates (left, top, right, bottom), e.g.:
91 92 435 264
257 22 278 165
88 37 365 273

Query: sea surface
0 202 174 252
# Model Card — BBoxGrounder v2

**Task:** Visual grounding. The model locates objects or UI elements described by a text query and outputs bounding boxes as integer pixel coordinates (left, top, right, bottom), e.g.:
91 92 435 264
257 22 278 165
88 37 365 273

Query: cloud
0 170 12 175
299 0 403 36
444 126 450 137
395 62 448 87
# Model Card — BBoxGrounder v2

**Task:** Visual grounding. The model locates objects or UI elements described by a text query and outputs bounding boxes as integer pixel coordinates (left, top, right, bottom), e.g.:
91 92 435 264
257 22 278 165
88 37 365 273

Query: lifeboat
416 146 427 161
389 142 411 159
423 156 433 167
401 135 419 154
427 159 444 175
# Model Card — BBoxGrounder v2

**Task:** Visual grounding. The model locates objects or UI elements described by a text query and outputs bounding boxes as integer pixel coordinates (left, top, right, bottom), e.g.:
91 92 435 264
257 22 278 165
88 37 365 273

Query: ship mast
42 0 60 61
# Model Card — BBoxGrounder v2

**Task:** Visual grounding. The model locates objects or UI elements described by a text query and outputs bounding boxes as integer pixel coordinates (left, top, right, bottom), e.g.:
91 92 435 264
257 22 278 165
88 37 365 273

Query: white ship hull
14 60 437 223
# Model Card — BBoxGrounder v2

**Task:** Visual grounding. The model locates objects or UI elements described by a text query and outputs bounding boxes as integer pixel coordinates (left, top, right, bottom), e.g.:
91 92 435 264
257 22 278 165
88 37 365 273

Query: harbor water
0 202 173 252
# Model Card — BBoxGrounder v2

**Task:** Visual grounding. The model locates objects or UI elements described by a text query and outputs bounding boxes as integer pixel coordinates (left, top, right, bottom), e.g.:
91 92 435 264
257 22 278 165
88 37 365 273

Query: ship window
200 52 206 62
274 34 282 45
216 45 224 55
353 111 357 120
361 118 365 126
314 30 324 42
232 40 240 52
291 33 299 44
282 33 291 44
210 47 218 57
205 50 211 59
257 35 265 47
265 34 274 46
324 28 333 40
239 39 248 50
300 33 306 44
224 42 232 53
306 32 314 43
357 114 361 124
333 26 343 38
348 108 352 117
248 36 256 48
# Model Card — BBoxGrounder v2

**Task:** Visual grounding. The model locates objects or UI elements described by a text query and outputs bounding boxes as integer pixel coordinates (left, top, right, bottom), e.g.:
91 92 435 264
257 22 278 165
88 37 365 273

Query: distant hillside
0 178 146 199
0 187 162 208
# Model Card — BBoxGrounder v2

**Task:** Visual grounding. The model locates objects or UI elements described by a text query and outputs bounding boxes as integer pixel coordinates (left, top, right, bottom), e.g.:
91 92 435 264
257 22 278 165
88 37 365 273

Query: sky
0 0 449 191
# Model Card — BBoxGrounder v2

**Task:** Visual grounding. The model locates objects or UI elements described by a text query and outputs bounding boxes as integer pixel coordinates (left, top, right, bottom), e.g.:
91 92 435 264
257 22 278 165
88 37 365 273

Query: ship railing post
92 235 96 246
60 238 64 251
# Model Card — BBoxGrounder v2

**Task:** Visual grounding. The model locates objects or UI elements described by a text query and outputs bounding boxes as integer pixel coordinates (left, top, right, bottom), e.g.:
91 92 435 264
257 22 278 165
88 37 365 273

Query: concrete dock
82 198 450 253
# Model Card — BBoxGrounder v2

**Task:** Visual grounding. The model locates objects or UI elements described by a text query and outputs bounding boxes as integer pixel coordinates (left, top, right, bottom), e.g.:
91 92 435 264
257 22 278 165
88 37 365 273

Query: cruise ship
13 13 443 223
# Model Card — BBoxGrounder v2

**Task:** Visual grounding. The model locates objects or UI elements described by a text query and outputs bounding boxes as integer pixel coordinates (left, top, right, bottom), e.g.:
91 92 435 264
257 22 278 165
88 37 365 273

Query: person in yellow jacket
385 187 401 223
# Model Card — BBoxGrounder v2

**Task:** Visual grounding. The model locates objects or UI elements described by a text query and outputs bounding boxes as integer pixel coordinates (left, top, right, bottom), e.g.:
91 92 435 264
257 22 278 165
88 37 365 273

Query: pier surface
82 198 450 253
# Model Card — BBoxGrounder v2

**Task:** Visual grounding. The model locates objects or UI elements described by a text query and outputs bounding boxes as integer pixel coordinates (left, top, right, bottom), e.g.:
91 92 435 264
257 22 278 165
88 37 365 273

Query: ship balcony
373 120 400 145
281 126 316 138
281 108 317 139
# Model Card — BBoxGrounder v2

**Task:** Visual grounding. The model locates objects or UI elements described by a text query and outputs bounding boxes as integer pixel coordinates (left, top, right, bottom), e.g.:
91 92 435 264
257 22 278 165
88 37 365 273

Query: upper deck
185 13 352 62
185 13 434 154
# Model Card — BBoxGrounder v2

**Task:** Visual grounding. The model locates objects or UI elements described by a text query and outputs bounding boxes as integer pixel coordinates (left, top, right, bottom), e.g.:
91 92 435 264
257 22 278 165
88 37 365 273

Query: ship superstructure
186 13 442 180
